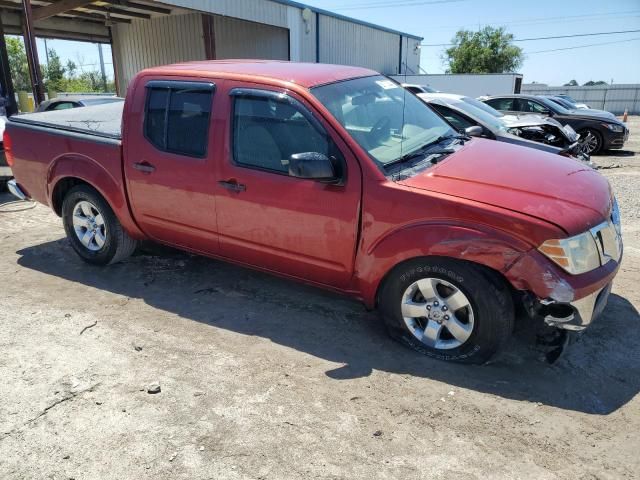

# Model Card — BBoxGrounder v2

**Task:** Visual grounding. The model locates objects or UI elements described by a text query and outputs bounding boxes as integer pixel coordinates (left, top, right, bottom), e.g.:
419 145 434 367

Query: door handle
132 161 156 174
218 179 246 192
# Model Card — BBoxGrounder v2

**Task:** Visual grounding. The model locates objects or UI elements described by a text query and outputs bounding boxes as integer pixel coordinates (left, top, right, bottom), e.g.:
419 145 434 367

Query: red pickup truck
5 61 622 363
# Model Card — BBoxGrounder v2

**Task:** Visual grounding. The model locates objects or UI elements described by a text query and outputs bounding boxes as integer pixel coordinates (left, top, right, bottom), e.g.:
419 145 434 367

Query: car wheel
62 184 137 265
378 258 514 364
579 129 603 155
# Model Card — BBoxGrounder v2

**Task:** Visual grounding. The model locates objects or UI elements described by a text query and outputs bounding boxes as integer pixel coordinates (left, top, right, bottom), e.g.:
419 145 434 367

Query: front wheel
378 258 514 364
579 129 603 155
62 184 137 265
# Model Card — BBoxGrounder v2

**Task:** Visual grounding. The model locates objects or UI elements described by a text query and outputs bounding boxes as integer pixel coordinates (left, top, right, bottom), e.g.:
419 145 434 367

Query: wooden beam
111 0 170 15
78 3 150 19
0 0 131 23
33 0 93 21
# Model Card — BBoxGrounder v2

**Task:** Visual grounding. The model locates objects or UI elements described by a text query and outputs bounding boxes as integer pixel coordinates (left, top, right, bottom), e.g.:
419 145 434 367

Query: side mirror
289 152 336 182
464 126 483 137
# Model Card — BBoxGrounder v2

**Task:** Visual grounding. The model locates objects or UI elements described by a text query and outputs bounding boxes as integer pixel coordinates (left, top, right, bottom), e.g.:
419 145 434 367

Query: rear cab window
144 80 215 157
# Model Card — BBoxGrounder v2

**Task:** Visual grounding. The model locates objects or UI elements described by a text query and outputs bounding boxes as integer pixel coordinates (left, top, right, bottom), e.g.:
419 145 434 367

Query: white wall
319 14 400 74
213 16 289 60
112 13 206 95
393 74 522 97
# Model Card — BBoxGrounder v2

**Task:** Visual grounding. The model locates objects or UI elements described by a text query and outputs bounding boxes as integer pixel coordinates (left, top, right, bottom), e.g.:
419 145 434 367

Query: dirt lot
1 117 639 480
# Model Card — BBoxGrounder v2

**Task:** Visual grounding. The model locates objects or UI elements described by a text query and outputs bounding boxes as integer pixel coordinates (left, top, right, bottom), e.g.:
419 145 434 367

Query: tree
6 36 30 91
42 48 66 93
564 79 578 86
443 26 523 74
583 80 608 86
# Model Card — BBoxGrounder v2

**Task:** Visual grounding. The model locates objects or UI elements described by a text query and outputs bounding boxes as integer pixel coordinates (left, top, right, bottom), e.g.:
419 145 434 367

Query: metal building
1 0 422 104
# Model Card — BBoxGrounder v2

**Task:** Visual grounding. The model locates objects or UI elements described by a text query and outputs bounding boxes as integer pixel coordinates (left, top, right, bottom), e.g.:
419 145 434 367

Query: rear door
124 78 220 253
214 83 362 288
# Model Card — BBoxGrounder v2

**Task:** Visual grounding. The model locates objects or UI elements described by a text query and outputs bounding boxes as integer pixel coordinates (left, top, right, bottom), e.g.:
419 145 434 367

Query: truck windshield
312 76 455 166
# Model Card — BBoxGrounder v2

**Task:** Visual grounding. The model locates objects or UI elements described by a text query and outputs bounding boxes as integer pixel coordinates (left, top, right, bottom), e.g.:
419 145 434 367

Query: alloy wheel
401 277 475 350
72 200 107 252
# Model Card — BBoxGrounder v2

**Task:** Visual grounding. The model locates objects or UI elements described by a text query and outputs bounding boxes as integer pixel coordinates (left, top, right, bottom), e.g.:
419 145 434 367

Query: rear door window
519 99 548 113
485 98 514 111
144 81 215 158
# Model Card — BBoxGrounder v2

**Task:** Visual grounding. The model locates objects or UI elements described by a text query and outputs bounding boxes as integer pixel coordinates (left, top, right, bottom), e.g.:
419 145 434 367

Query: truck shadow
16 239 640 415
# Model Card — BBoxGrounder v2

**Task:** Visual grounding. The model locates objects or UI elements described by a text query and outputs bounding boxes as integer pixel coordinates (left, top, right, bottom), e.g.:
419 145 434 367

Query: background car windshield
538 96 571 114
461 97 503 118
450 100 507 132
312 76 454 165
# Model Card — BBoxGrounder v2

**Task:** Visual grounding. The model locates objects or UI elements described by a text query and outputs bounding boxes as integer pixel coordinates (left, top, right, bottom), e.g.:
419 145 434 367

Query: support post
22 0 45 106
0 16 19 115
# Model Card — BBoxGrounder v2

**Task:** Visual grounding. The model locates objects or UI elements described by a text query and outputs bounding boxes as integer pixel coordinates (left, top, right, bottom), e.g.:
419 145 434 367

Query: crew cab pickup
5 61 623 363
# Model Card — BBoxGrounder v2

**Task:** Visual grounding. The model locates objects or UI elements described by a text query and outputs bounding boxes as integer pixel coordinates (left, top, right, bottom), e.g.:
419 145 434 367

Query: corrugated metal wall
522 84 640 114
161 0 288 28
112 13 206 95
318 14 401 74
213 16 289 60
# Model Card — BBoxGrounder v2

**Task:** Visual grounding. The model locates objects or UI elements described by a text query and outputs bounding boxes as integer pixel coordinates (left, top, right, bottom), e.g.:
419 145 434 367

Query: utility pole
97 43 107 92
44 37 49 65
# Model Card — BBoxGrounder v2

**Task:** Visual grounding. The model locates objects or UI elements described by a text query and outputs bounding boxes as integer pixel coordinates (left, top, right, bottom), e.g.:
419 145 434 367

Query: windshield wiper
384 133 467 169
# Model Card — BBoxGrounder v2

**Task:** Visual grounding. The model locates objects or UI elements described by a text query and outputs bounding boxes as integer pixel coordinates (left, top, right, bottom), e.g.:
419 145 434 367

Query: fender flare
356 222 533 308
48 154 145 239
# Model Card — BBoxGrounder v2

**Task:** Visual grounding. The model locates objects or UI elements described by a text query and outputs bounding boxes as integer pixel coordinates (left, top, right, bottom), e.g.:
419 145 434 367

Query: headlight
539 232 600 275
602 123 624 133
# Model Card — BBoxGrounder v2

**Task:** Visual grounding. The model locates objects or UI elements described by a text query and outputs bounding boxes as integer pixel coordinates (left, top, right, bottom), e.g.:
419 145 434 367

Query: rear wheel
378 258 514 364
62 184 137 265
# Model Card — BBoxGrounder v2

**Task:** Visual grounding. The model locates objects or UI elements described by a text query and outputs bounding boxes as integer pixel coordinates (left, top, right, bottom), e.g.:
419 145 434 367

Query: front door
124 78 220 253
214 83 362 288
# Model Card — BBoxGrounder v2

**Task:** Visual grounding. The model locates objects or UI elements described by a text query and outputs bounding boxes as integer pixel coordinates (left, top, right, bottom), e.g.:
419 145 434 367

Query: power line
516 28 640 42
421 28 640 46
427 10 640 30
525 36 640 54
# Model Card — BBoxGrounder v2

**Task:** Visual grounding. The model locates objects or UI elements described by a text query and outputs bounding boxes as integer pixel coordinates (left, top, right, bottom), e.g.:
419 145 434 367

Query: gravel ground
0 117 638 480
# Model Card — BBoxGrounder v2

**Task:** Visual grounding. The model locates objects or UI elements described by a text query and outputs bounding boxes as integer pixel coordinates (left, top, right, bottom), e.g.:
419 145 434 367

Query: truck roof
141 60 378 89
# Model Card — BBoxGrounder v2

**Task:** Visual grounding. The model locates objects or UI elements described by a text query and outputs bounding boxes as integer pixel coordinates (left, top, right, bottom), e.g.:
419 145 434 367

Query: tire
579 128 603 155
378 258 514 364
62 184 137 265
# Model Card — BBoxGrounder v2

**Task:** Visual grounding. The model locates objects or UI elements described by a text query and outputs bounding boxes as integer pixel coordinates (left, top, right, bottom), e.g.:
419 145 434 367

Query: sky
24 0 640 86
34 38 114 81
304 0 640 85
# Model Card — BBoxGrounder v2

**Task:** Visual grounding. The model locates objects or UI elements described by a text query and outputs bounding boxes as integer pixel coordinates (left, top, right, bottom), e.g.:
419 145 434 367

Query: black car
542 95 616 120
418 93 589 161
480 94 628 154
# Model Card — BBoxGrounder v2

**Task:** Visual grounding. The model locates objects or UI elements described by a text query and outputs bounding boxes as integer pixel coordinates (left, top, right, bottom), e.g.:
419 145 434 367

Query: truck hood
397 138 611 235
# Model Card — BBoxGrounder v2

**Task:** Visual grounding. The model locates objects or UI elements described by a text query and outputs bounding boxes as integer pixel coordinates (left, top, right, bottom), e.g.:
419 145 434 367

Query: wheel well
374 255 517 308
51 177 92 216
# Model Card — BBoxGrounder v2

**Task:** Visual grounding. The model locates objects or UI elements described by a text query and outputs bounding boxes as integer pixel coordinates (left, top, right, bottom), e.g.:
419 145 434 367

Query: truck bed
9 102 123 140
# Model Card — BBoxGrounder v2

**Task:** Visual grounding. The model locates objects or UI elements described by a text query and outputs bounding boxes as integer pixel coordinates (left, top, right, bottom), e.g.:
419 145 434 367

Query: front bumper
7 179 28 200
604 128 628 150
540 282 612 331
